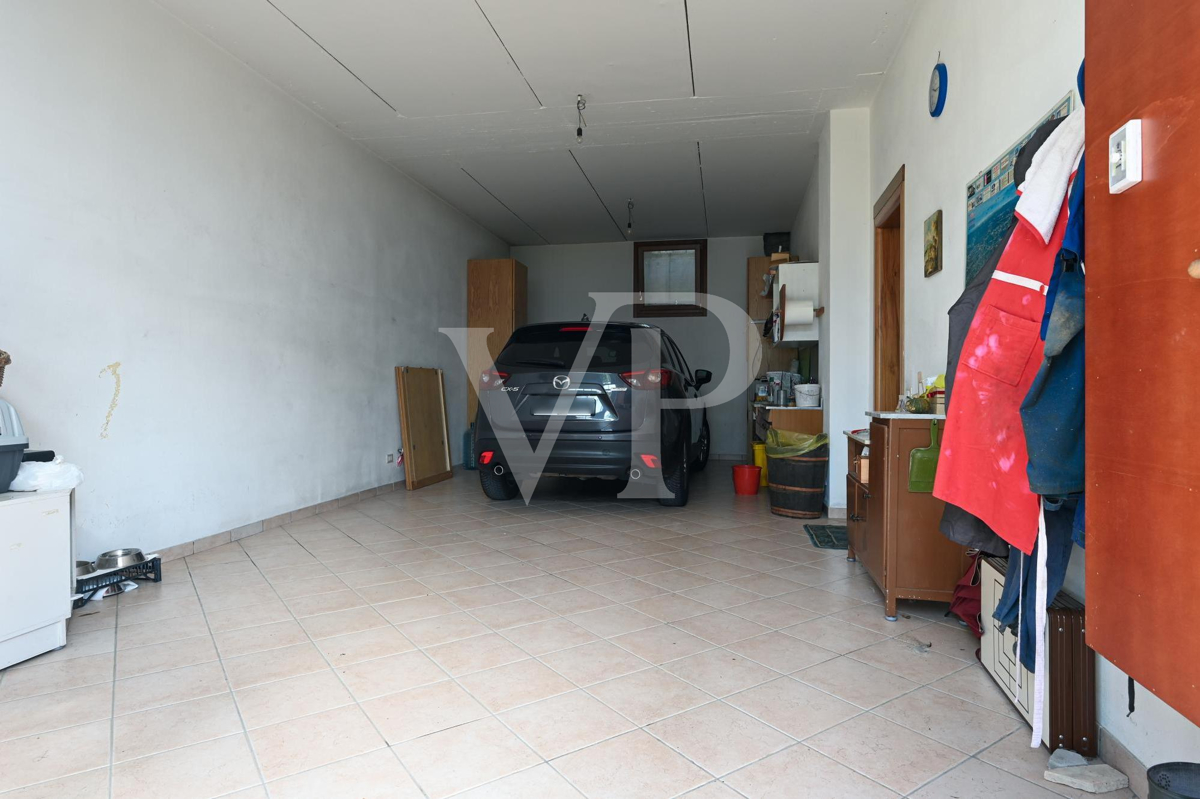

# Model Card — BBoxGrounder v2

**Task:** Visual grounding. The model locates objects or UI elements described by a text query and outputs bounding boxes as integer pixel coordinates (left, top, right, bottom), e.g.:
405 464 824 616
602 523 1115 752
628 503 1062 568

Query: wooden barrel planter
767 444 828 518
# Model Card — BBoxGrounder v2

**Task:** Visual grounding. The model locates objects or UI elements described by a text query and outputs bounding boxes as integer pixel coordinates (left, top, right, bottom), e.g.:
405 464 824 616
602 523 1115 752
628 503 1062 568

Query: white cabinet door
0 491 72 641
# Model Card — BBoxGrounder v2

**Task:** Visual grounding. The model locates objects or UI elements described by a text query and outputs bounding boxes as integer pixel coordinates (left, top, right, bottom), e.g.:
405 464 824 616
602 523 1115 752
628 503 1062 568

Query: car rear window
497 327 637 370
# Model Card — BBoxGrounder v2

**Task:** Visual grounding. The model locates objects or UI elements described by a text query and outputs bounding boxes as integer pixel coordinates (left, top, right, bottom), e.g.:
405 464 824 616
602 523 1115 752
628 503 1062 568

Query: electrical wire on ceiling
576 94 587 143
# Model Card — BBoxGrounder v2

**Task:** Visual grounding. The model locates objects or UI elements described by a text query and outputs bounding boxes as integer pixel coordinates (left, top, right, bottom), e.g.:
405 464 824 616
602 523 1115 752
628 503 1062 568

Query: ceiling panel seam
683 0 696 98
695 142 709 237
261 0 398 114
460 168 549 245
568 151 627 241
473 0 544 108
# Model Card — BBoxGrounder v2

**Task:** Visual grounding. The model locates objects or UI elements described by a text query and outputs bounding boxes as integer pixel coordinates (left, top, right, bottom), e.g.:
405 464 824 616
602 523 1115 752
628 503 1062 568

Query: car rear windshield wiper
507 358 567 368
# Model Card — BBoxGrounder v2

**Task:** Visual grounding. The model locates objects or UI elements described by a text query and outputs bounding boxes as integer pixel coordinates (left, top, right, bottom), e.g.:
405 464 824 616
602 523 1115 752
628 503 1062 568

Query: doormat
804 524 848 550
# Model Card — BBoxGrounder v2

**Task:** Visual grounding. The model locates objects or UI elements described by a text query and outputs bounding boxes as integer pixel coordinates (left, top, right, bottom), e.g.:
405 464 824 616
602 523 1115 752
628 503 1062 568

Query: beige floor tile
567 605 658 637
901 623 981 663
831 604 932 636
427 632 528 676
113 692 242 762
977 730 1136 799
723 743 900 799
375 594 458 625
362 679 488 744
874 687 1022 754
117 596 203 626
627 593 714 623
11 628 114 668
610 624 713 664
337 566 409 589
267 748 423 799
607 557 674 577
459 657 574 712
726 598 817 629
297 606 388 639
553 730 709 799
775 587 865 614
588 577 666 603
794 656 921 709
929 664 1024 719
672 610 772 646
847 638 969 685
418 570 492 593
285 589 367 618
0 682 112 742
452 763 583 799
234 669 354 729
910 757 1062 798
540 640 652 687
805 714 967 794
271 574 348 600
111 734 260 799
0 653 114 702
394 717 540 799
534 588 615 615
313 625 414 667
469 598 558 629
355 579 430 605
114 660 229 715
501 689 634 758
679 582 761 610
197 585 279 613
649 701 792 776
587 667 711 725
116 614 210 650
223 642 329 690
726 631 837 673
782 617 888 654
207 600 292 633
396 611 490 647
501 617 598 656
661 649 778 697
249 705 385 781
501 573 575 598
0 719 110 792
114 634 217 679
726 677 859 739
681 781 745 799
639 569 714 592
0 766 109 799
727 573 807 597
477 562 548 583
337 650 444 700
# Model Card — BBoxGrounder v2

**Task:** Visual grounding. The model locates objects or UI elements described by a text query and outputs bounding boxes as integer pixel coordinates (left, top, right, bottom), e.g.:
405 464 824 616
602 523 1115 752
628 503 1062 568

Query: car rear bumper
475 432 637 478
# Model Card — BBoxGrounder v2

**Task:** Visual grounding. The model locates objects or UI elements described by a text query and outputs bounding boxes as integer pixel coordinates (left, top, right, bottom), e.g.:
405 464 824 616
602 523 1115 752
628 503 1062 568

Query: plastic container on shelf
794 383 821 407
752 442 768 486
0 398 29 493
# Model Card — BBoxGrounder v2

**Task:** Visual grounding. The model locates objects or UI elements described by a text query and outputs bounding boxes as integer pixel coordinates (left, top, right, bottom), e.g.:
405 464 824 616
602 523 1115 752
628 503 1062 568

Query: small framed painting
924 209 943 278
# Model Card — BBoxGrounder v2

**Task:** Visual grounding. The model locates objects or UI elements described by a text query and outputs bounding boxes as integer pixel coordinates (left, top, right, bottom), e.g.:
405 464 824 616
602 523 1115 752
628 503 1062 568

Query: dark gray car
472 322 711 506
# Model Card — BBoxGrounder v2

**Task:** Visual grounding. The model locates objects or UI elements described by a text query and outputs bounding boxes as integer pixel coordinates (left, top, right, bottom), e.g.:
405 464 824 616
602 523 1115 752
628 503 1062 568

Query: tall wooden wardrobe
466 258 527 423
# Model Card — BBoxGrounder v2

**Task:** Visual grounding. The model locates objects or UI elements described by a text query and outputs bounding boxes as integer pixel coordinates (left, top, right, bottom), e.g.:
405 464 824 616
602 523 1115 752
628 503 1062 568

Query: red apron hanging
934 200 1069 555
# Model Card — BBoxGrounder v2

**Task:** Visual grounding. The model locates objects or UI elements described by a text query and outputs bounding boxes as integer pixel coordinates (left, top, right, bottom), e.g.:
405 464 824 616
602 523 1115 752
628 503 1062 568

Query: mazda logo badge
553 375 571 390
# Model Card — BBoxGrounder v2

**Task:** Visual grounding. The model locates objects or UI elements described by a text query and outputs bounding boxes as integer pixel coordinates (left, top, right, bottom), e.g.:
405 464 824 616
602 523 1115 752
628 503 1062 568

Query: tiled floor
0 464 1134 798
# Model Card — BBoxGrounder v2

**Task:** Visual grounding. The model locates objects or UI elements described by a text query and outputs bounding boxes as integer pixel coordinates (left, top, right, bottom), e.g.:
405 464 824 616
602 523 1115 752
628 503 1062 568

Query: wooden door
395 367 452 490
466 259 522 423
873 167 904 411
1086 0 1200 725
862 421 889 588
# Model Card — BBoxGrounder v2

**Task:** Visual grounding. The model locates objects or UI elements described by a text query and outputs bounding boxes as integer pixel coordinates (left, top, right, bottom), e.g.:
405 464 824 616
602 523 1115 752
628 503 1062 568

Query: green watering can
908 420 940 493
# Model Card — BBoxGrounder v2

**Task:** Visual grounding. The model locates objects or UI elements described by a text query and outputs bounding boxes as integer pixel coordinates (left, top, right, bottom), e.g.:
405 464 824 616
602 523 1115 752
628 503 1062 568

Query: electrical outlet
386 453 394 464
1109 119 1142 194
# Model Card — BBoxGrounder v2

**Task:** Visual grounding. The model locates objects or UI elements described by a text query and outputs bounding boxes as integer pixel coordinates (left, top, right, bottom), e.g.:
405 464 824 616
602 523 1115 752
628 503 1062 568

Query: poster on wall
964 93 1074 286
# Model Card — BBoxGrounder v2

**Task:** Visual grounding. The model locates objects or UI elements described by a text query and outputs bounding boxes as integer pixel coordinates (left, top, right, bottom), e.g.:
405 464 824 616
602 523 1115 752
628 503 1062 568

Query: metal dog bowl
75 560 97 577
95 548 146 570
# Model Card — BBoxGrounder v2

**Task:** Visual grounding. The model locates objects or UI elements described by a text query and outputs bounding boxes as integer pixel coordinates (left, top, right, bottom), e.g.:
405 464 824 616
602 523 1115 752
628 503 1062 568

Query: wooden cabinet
845 416 970 619
466 258 527 423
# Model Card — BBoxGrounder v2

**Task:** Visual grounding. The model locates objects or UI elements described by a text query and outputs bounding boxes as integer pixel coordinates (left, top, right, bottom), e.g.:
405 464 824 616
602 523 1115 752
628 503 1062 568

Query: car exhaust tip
629 468 641 481
493 464 505 476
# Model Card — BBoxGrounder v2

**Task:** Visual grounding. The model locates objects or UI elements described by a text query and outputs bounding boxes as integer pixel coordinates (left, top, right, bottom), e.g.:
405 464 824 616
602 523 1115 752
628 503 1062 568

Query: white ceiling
157 0 915 245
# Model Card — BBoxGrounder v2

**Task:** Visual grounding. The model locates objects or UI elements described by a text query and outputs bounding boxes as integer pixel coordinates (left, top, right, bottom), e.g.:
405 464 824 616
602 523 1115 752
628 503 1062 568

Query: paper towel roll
783 298 815 326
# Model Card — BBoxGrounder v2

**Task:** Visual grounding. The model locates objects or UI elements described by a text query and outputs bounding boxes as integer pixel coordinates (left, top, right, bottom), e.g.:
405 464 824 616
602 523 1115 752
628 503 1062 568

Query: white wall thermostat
1109 119 1142 194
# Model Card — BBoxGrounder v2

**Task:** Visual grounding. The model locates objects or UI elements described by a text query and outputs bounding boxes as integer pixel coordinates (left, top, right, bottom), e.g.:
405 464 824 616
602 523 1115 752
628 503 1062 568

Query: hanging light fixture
626 199 634 239
576 94 587 143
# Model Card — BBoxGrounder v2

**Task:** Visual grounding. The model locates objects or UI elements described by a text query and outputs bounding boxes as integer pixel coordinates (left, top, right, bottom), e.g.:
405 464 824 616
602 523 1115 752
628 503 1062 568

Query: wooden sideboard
845 414 970 620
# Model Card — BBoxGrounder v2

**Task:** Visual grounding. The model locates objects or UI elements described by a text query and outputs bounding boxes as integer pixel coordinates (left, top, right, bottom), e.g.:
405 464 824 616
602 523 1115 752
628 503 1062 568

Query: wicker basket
0 350 10 388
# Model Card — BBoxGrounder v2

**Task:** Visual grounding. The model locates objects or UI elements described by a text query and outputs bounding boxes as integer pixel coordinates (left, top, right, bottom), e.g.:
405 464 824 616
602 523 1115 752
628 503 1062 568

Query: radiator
979 556 1097 756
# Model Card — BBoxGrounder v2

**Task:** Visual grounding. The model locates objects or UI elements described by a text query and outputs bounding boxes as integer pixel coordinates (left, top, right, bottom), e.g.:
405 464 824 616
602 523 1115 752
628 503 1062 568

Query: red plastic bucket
732 465 762 495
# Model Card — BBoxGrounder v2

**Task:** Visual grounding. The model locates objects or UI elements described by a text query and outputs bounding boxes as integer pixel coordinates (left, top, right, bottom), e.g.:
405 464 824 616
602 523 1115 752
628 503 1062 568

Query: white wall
511 237 762 458
0 1 507 559
871 0 1083 379
871 0 1200 774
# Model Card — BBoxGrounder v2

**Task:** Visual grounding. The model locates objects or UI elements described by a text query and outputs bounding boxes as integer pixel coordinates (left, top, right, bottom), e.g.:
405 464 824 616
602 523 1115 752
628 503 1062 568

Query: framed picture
965 93 1074 286
924 209 943 278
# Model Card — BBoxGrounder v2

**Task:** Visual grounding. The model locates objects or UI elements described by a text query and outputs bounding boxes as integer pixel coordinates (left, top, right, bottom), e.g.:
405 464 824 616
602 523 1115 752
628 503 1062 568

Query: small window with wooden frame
633 239 707 317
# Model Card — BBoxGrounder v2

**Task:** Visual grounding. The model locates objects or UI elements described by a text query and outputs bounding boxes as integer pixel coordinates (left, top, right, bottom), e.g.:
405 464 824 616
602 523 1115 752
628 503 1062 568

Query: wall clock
929 61 948 117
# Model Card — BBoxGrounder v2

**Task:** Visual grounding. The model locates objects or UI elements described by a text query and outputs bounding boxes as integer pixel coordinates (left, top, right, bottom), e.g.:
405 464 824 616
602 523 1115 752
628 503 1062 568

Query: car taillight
619 369 672 389
479 451 495 465
479 369 509 390
559 326 590 332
